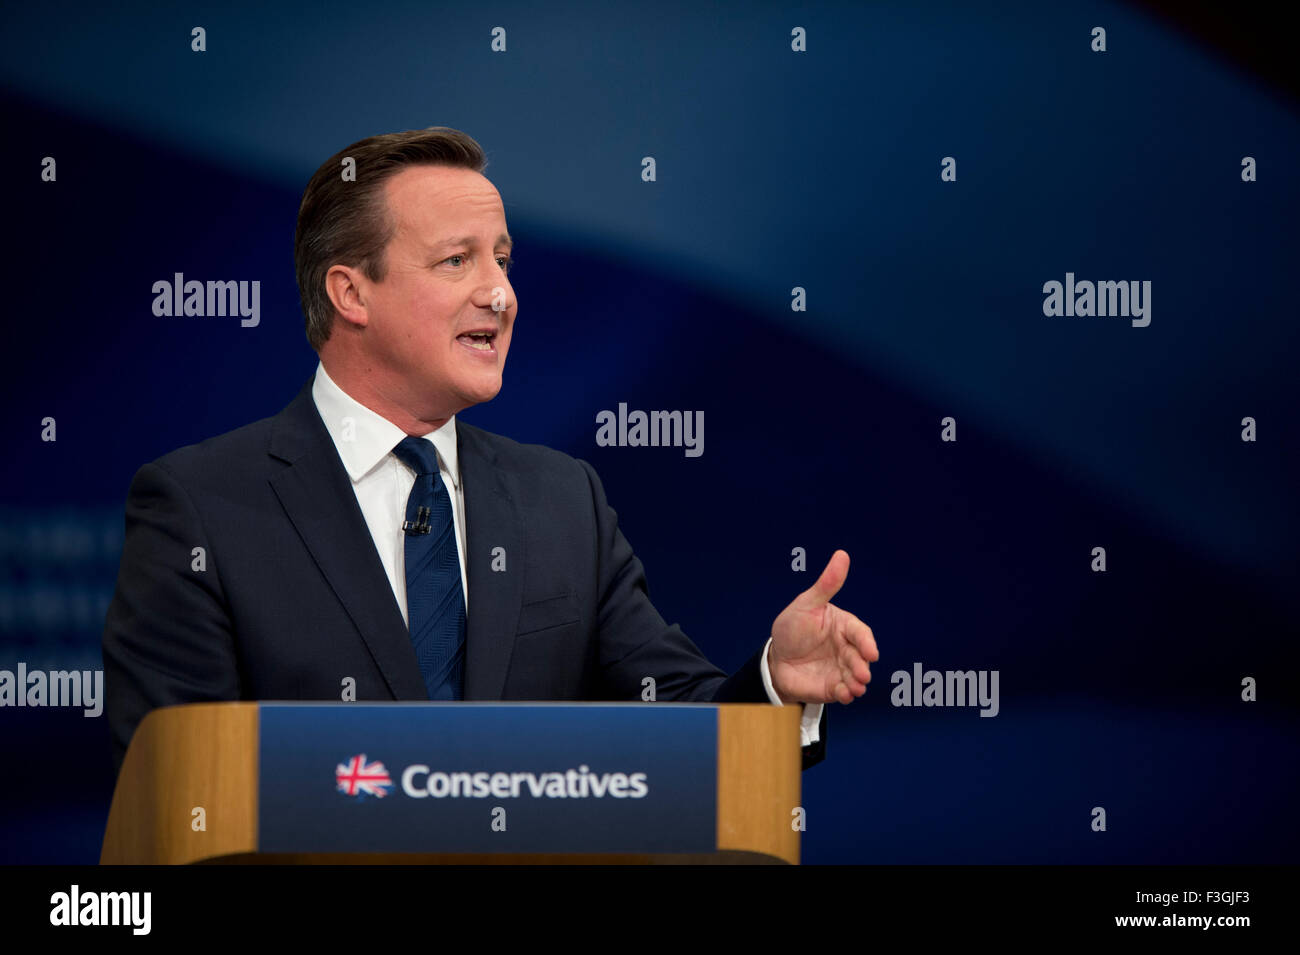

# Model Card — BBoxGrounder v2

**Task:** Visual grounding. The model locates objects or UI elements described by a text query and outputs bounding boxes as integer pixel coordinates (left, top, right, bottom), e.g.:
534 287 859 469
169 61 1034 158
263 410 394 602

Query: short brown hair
294 127 488 350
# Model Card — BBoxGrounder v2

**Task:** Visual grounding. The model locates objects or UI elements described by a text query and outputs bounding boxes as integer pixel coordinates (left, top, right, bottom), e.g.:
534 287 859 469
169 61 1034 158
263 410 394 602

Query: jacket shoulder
458 421 589 479
146 413 280 483
139 378 316 485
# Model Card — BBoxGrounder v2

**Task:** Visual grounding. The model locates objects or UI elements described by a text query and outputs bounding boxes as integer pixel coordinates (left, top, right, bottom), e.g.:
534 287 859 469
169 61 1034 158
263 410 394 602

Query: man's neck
318 355 457 437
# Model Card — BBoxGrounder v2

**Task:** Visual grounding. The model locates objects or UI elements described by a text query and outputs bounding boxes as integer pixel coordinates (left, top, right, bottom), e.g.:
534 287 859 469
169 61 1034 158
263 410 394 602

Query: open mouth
456 330 497 352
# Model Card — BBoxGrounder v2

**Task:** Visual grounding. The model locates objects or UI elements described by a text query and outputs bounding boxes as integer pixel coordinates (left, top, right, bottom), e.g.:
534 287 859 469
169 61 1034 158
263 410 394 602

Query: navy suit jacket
102 377 827 775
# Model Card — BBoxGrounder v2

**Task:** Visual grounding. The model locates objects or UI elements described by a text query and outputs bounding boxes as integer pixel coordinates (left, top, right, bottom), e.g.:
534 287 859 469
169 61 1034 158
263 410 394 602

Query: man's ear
324 264 370 330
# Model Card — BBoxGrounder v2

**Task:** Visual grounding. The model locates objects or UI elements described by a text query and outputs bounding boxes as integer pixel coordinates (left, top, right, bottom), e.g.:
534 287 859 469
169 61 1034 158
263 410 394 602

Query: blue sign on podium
257 703 718 854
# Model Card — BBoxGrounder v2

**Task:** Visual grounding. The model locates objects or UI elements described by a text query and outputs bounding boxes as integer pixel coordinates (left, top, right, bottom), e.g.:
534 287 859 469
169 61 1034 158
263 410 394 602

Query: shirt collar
310 360 460 491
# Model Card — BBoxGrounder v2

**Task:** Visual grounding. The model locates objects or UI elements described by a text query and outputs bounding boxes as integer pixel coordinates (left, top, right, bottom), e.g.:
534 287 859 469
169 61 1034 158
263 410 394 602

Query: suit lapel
266 379 429 701
457 420 525 700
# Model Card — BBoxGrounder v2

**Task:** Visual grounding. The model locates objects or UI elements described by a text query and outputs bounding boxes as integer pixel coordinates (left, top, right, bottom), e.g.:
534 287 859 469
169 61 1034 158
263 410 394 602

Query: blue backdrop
1 0 1296 864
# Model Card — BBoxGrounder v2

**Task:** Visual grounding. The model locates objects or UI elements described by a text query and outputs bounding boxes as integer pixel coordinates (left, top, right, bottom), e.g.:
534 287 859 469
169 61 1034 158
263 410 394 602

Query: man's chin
459 379 503 407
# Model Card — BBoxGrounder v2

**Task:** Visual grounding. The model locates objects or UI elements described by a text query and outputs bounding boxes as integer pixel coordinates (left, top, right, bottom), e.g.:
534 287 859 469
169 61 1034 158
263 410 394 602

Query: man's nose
475 273 514 314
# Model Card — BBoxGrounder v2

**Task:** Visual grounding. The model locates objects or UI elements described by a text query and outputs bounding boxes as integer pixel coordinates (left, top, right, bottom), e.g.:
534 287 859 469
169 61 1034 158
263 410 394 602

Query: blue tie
392 436 466 700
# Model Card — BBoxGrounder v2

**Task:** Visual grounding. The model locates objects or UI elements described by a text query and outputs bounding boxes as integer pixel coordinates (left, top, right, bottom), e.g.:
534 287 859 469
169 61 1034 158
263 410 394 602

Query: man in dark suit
102 128 879 777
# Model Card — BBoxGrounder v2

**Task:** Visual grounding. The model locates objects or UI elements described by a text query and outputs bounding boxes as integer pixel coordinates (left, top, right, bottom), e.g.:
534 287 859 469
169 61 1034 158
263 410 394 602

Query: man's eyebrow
430 233 513 252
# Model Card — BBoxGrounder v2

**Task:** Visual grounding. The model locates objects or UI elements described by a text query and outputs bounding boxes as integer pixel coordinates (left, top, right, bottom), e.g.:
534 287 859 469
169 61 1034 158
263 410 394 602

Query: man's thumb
806 550 849 605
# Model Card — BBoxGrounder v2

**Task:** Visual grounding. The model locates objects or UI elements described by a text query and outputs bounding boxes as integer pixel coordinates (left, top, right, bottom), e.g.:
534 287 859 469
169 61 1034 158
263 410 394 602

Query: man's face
359 165 516 420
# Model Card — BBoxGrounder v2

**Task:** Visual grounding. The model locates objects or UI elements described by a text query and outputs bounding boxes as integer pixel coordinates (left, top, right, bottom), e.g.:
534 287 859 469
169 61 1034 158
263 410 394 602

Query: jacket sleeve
101 461 242 777
577 458 826 769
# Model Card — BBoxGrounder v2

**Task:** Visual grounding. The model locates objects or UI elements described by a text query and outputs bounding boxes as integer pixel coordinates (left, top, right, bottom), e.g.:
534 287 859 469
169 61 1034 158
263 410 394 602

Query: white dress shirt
311 361 822 745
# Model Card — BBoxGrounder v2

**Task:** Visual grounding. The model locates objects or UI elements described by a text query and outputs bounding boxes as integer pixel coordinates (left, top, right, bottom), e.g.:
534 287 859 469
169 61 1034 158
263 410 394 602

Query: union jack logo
335 754 393 798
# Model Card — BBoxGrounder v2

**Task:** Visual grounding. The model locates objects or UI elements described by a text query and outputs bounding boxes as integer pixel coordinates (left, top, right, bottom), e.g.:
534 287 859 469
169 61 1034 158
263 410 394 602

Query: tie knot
392 436 440 476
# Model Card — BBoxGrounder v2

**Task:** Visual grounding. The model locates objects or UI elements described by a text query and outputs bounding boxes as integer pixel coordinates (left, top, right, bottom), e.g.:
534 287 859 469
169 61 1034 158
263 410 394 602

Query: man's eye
497 255 513 273
444 254 465 267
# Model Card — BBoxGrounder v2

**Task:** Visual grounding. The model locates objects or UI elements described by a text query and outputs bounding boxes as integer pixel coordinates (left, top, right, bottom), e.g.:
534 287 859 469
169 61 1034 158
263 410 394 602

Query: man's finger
842 613 878 662
805 549 850 606
839 643 871 685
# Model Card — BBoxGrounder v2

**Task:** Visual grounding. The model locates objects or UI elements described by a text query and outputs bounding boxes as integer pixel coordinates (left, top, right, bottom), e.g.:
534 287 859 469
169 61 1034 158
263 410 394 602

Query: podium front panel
258 703 718 854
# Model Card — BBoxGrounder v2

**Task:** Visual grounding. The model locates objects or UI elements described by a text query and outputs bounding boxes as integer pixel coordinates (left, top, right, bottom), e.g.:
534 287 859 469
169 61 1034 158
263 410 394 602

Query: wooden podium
101 702 802 865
